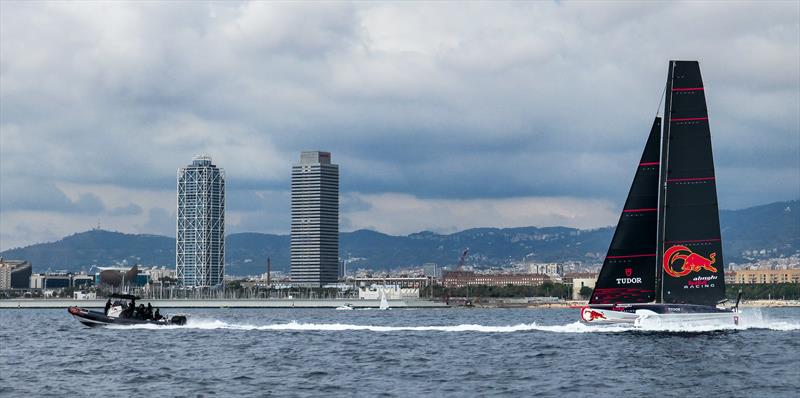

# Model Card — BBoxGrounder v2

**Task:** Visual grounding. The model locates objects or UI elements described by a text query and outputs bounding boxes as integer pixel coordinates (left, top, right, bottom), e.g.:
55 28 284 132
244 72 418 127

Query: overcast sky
1 1 798 250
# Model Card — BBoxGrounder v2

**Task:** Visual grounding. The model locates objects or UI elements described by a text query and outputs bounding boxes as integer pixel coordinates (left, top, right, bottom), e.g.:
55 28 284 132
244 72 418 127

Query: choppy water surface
1 307 798 397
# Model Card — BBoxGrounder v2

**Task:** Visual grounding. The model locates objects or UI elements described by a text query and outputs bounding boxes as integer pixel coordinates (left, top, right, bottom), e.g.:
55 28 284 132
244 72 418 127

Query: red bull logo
663 245 717 278
581 307 607 322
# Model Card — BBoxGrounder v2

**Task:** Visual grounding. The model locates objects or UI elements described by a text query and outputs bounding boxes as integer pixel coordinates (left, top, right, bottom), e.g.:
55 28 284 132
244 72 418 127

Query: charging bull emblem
663 245 717 278
581 307 607 322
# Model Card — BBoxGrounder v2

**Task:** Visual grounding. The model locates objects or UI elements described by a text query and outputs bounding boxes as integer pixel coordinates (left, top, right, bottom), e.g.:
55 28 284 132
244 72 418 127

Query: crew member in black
128 298 137 318
145 303 153 320
137 304 146 319
154 308 162 321
104 299 112 315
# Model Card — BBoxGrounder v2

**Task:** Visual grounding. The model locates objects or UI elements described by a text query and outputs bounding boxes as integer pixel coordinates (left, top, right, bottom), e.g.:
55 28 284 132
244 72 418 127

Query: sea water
1 307 798 397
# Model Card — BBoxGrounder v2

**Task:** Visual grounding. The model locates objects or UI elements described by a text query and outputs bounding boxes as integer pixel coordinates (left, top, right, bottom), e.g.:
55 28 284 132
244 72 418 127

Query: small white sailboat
379 289 390 311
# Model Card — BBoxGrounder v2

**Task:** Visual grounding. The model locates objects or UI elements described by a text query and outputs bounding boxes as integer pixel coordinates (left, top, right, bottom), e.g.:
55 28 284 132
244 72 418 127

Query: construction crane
456 248 469 270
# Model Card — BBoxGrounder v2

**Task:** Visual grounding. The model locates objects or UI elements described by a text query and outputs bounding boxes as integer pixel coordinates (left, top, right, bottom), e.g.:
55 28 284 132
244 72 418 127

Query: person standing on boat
104 299 112 315
146 303 153 320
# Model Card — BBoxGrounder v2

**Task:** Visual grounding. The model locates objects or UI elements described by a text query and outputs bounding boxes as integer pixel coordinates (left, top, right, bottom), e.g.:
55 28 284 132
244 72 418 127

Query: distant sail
379 288 390 310
658 60 725 306
590 118 661 304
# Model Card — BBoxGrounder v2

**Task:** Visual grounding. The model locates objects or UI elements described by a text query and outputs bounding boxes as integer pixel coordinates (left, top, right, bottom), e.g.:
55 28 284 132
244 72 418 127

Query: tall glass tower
291 151 339 287
176 155 225 288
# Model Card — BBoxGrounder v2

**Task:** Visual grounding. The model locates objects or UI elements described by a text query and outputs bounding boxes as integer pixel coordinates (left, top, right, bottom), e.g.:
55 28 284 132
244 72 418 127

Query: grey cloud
341 193 373 212
0 178 105 214
108 203 144 216
0 1 798 245
70 193 106 214
142 207 174 236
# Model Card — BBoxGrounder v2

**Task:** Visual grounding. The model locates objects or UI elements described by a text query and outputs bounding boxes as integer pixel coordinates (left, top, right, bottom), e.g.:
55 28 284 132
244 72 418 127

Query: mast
657 60 726 306
655 62 675 303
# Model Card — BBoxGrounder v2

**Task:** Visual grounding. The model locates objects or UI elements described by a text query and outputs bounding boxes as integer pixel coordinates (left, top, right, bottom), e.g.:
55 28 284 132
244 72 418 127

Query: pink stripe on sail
667 177 715 182
665 238 721 244
671 117 708 122
606 253 656 259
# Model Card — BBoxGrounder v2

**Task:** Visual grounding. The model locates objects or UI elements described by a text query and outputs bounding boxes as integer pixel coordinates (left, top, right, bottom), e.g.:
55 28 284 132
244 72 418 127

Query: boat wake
107 312 799 333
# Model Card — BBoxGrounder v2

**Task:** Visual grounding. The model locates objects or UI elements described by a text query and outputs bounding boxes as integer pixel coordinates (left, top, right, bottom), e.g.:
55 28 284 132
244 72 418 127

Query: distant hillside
2 199 797 275
720 200 799 261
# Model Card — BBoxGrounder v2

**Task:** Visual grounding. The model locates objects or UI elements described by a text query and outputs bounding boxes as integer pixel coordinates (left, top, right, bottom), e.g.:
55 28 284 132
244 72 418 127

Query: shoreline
2 298 798 309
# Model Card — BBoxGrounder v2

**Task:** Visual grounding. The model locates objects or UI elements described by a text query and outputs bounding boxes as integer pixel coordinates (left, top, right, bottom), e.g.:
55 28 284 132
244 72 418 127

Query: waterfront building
176 155 225 288
352 277 430 289
734 268 800 284
29 273 71 289
71 273 94 288
358 284 420 299
291 151 339 287
0 258 32 289
442 271 550 288
563 272 598 300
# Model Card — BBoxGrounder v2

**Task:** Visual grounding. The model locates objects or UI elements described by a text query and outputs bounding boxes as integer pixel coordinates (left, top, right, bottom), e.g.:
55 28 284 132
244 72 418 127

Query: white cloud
341 192 618 235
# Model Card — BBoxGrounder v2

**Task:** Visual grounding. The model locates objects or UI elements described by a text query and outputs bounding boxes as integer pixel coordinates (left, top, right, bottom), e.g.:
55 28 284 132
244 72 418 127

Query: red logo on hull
663 245 717 278
581 307 607 322
625 268 633 277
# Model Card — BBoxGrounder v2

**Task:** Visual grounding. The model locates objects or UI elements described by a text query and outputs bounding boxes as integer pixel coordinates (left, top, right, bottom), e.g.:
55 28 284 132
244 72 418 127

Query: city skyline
1 1 798 251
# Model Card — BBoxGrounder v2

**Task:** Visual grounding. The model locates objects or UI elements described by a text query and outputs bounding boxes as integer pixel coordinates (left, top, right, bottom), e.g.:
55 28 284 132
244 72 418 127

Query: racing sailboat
580 60 741 326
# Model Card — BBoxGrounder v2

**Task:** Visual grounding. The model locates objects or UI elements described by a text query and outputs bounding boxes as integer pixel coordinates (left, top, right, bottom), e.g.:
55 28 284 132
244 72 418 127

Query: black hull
68 307 187 327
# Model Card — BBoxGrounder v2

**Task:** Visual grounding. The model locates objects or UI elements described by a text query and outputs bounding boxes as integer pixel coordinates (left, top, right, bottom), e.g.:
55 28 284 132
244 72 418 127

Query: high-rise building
176 155 225 288
0 258 31 289
291 151 339 287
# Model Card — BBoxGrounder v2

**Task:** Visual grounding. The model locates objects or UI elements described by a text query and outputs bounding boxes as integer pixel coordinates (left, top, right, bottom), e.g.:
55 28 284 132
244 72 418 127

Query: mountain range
2 200 797 275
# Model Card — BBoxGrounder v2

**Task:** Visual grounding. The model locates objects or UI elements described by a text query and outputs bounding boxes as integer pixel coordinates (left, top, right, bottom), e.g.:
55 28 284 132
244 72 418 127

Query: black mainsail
657 60 725 306
590 118 661 304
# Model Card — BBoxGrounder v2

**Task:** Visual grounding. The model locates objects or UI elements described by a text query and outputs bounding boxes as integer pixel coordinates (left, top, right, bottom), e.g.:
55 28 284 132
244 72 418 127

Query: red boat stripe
672 87 704 91
667 177 715 182
606 253 656 259
671 117 708 122
622 208 657 213
639 162 659 166
665 238 721 244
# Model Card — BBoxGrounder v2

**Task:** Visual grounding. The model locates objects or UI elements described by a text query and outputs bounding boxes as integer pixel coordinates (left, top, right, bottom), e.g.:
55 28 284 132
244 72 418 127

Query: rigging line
654 82 667 117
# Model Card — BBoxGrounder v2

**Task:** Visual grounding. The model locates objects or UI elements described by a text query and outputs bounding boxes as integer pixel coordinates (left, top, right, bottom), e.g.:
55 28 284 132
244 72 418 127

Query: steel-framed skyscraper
291 151 339 287
176 155 225 288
